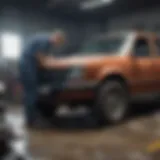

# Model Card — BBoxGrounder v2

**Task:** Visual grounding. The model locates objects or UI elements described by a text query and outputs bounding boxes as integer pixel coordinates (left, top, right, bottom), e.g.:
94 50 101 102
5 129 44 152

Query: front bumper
38 80 98 101
39 80 97 93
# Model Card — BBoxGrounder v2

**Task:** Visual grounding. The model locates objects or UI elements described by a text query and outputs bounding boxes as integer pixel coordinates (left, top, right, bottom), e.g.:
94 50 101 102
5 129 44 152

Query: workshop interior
1 0 160 159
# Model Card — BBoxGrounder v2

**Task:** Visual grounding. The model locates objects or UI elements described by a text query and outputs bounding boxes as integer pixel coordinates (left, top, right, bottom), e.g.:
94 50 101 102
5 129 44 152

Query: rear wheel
95 80 129 124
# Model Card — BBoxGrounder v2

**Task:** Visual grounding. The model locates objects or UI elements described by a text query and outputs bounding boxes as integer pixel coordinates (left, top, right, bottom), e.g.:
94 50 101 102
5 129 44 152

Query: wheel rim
104 88 127 122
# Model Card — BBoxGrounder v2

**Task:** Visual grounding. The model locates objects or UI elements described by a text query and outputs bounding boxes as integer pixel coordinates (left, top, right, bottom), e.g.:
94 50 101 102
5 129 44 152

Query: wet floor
9 102 160 160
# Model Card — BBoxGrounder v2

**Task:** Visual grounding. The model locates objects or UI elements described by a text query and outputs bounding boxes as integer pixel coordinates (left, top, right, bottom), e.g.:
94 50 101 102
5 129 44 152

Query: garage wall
0 9 102 53
107 8 160 32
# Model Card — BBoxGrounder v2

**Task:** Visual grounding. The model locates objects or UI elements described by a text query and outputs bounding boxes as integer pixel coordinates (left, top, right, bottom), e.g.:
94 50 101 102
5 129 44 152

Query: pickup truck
38 30 160 124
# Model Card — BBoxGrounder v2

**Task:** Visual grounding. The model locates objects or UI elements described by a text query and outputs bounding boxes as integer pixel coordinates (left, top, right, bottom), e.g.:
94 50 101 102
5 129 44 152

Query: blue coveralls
19 35 53 124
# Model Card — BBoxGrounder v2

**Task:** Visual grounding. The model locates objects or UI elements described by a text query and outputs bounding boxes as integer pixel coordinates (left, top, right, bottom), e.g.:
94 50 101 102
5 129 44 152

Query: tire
37 100 57 121
95 80 129 125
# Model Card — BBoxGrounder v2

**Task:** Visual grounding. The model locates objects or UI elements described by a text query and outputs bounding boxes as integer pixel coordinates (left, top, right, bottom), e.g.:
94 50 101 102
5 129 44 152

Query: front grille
38 68 71 88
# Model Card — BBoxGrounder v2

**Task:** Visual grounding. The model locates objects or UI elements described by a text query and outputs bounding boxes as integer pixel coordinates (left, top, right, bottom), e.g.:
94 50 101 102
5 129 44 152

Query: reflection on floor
9 103 160 160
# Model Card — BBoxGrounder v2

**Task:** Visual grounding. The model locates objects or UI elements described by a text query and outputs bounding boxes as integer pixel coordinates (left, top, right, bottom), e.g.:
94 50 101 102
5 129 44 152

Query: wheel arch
98 73 129 92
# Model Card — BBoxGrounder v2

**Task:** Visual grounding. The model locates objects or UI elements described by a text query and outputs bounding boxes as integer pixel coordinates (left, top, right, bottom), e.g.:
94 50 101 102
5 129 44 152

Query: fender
97 67 129 82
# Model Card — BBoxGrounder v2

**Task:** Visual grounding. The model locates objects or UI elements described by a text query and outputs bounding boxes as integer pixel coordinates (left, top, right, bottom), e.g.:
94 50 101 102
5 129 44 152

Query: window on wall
1 33 22 59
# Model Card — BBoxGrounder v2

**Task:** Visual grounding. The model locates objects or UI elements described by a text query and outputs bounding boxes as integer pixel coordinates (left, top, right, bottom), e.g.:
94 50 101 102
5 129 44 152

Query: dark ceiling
0 0 160 20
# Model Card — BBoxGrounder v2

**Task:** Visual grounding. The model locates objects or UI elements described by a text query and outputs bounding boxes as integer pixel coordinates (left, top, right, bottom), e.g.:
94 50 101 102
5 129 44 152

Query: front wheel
95 80 129 124
37 99 57 121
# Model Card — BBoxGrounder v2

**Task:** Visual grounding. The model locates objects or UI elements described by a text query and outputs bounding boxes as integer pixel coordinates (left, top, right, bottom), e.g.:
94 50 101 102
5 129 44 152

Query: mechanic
19 30 68 128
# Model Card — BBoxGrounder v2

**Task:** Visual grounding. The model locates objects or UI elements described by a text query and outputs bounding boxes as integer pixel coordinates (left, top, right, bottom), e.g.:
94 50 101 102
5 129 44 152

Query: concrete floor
8 103 160 160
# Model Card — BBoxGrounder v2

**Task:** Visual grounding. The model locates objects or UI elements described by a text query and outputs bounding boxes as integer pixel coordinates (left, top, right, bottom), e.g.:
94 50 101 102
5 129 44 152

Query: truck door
151 37 160 91
131 36 155 93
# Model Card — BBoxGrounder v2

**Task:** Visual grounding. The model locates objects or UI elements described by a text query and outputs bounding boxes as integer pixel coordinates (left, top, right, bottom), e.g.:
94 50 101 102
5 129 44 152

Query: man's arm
36 53 68 69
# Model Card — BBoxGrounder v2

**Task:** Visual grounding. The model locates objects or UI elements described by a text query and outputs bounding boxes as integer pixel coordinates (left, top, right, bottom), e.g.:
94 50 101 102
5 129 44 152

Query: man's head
50 30 66 47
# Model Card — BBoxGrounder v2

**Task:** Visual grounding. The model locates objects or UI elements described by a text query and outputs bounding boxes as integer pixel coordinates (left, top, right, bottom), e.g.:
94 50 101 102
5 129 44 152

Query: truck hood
59 54 123 66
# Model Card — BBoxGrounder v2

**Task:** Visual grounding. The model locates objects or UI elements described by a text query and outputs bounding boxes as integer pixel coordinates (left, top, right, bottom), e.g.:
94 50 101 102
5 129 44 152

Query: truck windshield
79 36 125 55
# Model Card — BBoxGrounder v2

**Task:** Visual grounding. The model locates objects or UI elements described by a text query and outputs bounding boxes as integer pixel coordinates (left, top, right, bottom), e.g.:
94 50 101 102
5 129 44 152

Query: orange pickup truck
39 30 160 124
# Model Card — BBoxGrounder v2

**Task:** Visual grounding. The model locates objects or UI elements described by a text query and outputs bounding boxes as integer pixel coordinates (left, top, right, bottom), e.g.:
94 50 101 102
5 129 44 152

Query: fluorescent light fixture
81 0 113 10
1 33 22 59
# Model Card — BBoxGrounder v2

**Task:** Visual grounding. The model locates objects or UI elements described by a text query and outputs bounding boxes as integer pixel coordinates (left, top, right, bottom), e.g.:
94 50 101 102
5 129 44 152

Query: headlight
69 67 83 78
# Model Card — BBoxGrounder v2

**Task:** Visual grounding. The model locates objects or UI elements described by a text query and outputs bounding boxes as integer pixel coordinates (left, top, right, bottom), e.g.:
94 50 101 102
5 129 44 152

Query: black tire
95 80 129 125
37 100 57 121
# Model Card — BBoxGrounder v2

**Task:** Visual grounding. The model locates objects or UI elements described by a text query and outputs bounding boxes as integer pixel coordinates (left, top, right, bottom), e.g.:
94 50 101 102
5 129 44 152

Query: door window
155 38 160 55
133 38 150 57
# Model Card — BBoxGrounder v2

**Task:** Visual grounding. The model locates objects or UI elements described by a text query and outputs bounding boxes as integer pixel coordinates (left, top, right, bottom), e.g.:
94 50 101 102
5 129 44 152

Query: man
19 31 68 128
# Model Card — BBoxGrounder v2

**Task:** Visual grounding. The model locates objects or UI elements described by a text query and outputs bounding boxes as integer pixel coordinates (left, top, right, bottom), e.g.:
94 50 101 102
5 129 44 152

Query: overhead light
81 0 113 10
1 33 22 59
102 0 112 2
